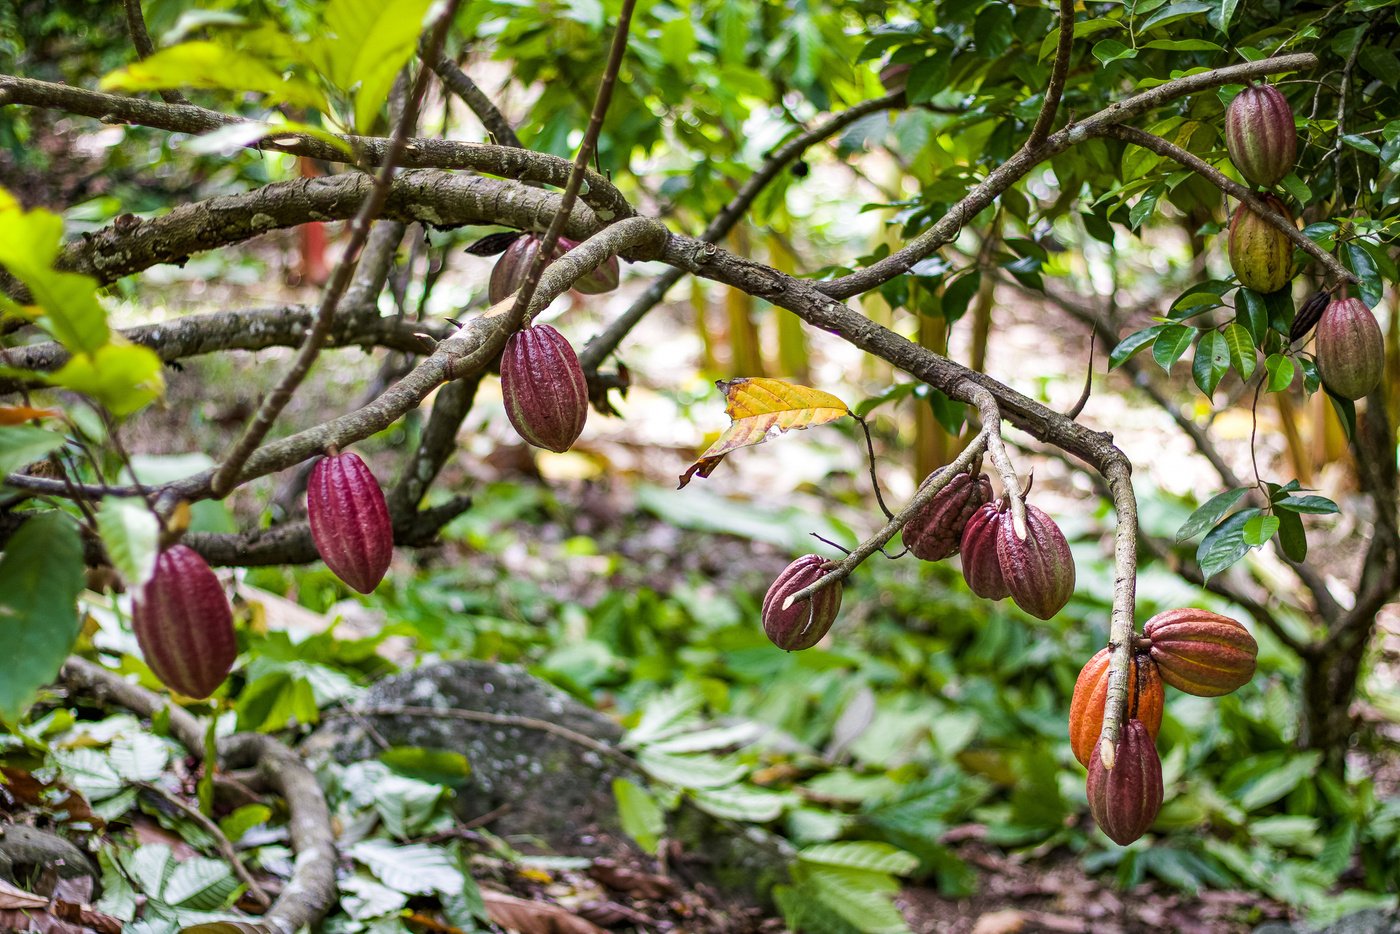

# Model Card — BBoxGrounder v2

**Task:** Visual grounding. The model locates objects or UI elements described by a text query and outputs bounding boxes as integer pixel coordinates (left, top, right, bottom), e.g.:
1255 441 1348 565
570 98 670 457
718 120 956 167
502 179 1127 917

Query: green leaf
378 746 472 787
1152 324 1195 373
1196 508 1261 580
800 842 920 877
1235 287 1269 346
319 0 435 133
690 784 791 822
802 867 911 934
613 778 666 852
1242 514 1280 546
218 804 272 844
1222 322 1257 381
1279 172 1312 205
0 197 109 353
1110 324 1167 369
1218 0 1241 31
1264 353 1295 392
0 512 85 723
349 839 464 895
0 425 67 478
1142 38 1223 51
1344 242 1384 308
1176 487 1248 542
1192 330 1230 397
164 857 238 909
1327 391 1357 441
100 41 327 112
1274 494 1339 515
50 344 165 417
108 731 171 782
97 497 160 589
1225 752 1322 811
1276 508 1307 561
1093 39 1138 65
637 749 747 788
1340 133 1381 157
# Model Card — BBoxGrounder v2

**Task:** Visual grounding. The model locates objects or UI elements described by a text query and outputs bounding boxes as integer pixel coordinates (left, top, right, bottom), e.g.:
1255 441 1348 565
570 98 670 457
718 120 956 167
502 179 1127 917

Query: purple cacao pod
959 501 1010 600
1315 296 1384 400
488 235 544 304
902 469 993 562
1228 195 1295 295
500 324 589 453
762 554 842 651
1225 84 1297 189
557 237 621 294
308 451 394 594
1085 719 1163 846
996 503 1075 620
132 545 237 699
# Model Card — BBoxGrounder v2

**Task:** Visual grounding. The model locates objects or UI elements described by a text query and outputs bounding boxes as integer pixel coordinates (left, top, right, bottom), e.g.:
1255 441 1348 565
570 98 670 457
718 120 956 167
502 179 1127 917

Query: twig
121 0 187 105
210 6 460 497
965 384 1027 539
1025 0 1075 148
781 430 992 610
854 415 895 520
1065 329 1096 421
426 50 522 149
135 781 272 908
508 0 636 321
325 705 638 770
1099 124 1356 287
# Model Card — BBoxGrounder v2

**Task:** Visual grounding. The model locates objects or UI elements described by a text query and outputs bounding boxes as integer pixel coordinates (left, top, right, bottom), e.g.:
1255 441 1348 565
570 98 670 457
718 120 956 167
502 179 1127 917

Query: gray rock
1256 909 1400 934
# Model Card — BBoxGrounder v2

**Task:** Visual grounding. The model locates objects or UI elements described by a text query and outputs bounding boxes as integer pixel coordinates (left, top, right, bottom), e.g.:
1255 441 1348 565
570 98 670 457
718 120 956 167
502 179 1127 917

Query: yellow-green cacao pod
1228 195 1295 295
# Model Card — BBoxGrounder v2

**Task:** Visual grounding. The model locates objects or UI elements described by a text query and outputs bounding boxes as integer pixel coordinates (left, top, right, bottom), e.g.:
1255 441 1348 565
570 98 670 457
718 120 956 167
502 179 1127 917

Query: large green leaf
97 496 160 589
319 0 435 133
100 41 327 112
1176 487 1248 542
613 778 665 852
1222 322 1257 381
50 344 166 417
1192 329 1230 397
1196 508 1261 580
0 424 68 478
0 511 85 723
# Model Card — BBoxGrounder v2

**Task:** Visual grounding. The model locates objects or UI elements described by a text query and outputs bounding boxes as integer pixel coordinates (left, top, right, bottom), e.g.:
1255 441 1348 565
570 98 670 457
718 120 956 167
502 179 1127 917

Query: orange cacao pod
499 324 589 453
1142 608 1257 697
1086 718 1163 846
308 451 393 594
1068 648 1164 768
132 545 237 699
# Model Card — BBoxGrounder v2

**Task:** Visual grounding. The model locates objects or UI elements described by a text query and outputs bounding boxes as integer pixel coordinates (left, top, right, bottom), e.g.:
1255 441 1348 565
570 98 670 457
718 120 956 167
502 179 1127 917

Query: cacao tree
1 0 1398 928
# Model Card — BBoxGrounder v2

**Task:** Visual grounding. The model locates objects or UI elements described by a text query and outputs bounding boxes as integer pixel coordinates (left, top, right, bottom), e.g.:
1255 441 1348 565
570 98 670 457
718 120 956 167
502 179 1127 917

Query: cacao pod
500 324 590 453
1315 296 1384 400
1225 84 1297 189
762 554 842 651
1068 648 1164 768
1228 195 1295 295
996 504 1076 620
1142 608 1258 697
308 451 394 594
879 62 909 92
1085 718 1163 846
959 501 1010 600
557 236 621 294
902 469 993 562
132 545 237 699
488 234 546 304
1289 289 1330 344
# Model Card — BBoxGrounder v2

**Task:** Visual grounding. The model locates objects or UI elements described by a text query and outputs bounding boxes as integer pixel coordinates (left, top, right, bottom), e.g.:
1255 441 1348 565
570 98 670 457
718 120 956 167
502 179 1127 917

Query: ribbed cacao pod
1289 290 1330 345
132 545 237 699
1142 608 1258 697
308 451 393 594
1225 84 1297 189
500 324 589 453
1086 718 1163 846
959 501 1010 600
1068 648 1165 768
996 504 1076 620
557 236 621 294
1228 195 1295 295
902 469 993 562
762 554 842 651
488 235 546 304
1315 296 1384 400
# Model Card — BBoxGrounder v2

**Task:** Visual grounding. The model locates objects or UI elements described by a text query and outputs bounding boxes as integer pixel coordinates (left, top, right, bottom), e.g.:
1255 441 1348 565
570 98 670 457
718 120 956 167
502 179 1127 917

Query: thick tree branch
579 88 907 371
816 53 1318 300
0 74 632 222
1100 124 1356 287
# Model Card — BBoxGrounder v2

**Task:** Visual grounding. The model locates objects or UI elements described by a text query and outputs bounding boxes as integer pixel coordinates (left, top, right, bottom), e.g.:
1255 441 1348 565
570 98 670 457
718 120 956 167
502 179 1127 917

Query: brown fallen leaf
586 859 677 901
0 878 48 910
481 890 608 934
0 767 105 830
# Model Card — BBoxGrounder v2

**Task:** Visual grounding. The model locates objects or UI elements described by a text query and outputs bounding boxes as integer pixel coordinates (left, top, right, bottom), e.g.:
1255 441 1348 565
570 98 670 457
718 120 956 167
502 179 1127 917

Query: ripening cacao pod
902 469 993 562
132 545 237 699
488 234 546 304
1085 719 1163 846
996 504 1076 620
1228 195 1295 294
959 501 1010 600
499 324 589 453
308 451 393 594
1068 648 1165 768
1225 84 1297 189
1315 296 1384 400
762 554 842 651
879 62 909 91
557 236 621 294
1142 608 1258 697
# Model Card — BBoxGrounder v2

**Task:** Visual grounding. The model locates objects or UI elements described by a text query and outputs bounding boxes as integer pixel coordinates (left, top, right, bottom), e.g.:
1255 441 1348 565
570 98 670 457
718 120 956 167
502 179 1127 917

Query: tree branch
121 0 187 106
425 51 522 148
0 74 632 222
1025 0 1075 148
